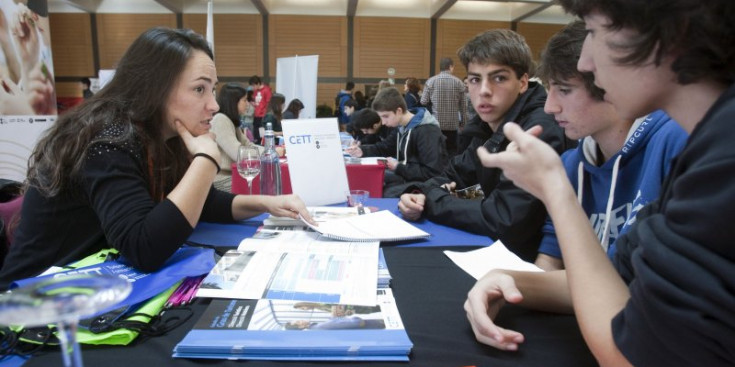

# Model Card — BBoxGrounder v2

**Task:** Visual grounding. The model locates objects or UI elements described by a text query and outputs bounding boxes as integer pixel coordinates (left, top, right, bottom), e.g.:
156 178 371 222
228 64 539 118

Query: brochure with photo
196 230 379 306
174 289 412 361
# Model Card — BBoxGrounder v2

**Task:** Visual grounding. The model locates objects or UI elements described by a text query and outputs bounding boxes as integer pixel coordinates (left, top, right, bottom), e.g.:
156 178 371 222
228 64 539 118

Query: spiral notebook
300 210 430 242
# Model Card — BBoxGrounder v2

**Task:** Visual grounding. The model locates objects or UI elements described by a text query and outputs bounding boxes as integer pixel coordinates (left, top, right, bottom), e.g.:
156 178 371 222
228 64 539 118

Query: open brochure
196 230 379 306
174 288 413 361
301 210 430 242
263 206 371 227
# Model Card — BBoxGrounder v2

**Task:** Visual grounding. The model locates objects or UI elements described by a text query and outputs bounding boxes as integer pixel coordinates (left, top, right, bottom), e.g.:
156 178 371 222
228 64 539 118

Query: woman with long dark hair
0 27 312 289
283 98 304 120
211 82 263 192
403 77 422 111
262 92 286 135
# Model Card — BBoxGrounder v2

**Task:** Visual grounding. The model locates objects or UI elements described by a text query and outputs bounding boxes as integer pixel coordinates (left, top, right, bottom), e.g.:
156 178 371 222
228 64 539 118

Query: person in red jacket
248 75 272 143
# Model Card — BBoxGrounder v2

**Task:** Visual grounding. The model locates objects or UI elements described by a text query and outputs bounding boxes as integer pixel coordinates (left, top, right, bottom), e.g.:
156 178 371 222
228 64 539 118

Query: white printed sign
282 118 349 205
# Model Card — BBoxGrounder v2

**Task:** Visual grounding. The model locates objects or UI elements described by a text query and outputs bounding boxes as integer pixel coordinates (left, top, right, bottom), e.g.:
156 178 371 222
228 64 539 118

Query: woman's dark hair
217 82 248 129
246 89 254 102
537 20 605 101
285 98 304 118
267 93 286 121
405 77 421 94
558 0 735 85
27 27 213 200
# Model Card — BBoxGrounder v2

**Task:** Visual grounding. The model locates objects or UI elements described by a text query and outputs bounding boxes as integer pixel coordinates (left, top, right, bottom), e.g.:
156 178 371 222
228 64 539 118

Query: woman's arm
230 194 314 224
542 180 632 366
167 120 220 227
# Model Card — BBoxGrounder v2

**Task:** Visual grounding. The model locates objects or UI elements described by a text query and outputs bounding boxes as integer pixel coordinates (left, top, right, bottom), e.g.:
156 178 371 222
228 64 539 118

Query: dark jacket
405 91 421 111
262 112 282 133
362 108 448 183
411 82 575 261
611 84 735 367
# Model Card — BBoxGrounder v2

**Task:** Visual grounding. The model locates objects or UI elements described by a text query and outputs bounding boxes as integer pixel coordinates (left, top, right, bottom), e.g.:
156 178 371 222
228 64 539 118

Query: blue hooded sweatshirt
537 110 688 261
336 91 353 124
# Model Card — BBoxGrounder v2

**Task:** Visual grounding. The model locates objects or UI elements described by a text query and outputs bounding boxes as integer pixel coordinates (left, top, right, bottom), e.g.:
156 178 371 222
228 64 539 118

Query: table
231 161 386 198
15 199 597 367
21 246 596 367
186 198 492 248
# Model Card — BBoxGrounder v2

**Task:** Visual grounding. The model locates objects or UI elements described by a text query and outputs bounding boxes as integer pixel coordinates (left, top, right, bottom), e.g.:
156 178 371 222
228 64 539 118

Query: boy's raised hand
476 123 565 203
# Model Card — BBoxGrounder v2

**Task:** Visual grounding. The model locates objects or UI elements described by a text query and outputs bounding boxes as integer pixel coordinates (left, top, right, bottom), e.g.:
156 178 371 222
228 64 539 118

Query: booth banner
276 55 319 119
0 0 57 182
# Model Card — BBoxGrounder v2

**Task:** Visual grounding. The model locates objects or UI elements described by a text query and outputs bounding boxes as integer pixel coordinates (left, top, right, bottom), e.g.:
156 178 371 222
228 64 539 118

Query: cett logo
288 135 312 144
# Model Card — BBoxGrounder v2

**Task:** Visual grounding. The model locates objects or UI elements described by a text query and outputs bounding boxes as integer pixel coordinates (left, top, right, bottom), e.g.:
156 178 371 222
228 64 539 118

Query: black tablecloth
24 246 597 367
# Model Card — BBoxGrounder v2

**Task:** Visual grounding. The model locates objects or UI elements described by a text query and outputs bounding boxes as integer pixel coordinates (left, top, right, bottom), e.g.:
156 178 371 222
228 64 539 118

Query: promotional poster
0 0 56 183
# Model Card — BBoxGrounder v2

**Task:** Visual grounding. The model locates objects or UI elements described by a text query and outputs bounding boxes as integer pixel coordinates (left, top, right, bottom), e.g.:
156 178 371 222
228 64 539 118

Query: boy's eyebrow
549 80 572 87
467 68 512 77
486 68 511 77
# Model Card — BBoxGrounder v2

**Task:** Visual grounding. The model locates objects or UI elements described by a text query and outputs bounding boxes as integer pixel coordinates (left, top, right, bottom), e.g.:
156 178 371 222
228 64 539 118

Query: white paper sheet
357 157 387 165
444 240 543 280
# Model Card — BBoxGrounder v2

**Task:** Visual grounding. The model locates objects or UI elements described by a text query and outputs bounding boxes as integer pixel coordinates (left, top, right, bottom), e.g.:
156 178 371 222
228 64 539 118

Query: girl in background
283 98 304 120
210 82 263 192
404 77 422 111
239 89 256 139
262 93 286 136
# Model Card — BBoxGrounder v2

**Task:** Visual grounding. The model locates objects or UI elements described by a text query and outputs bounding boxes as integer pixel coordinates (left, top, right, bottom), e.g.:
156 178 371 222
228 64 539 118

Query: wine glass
0 274 132 367
237 145 261 195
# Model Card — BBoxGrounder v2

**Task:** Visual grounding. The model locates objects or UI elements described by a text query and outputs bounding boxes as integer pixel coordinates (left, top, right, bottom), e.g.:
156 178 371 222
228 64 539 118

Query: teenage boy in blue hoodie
346 87 448 198
533 21 688 271
335 81 355 130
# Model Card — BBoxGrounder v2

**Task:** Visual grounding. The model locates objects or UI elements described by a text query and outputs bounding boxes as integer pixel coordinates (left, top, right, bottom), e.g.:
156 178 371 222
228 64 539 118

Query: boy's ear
519 73 530 94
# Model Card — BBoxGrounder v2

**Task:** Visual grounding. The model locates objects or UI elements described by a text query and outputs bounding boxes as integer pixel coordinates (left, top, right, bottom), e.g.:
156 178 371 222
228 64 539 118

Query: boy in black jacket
398 29 574 261
349 108 396 146
466 1 735 365
347 87 448 198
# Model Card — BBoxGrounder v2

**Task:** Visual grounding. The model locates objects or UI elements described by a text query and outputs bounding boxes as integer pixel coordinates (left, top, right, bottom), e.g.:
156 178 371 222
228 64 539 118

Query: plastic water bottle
239 114 246 130
259 123 282 195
